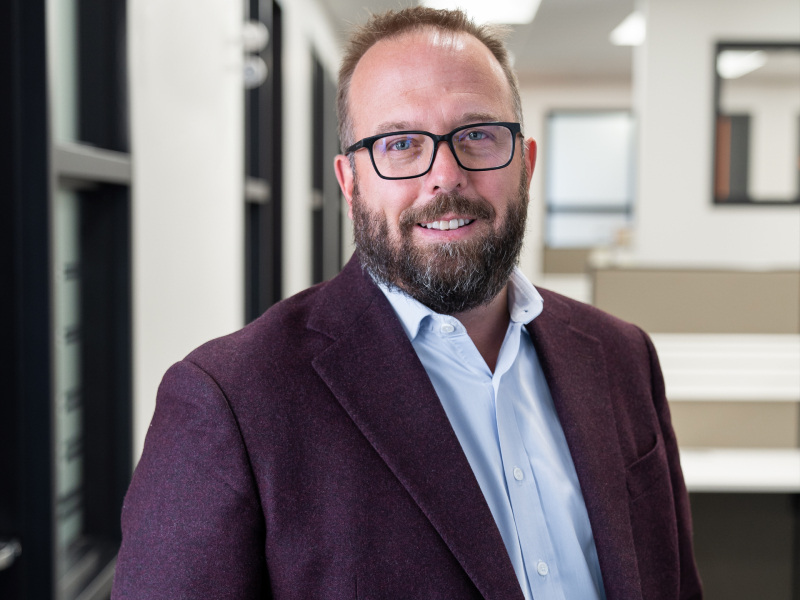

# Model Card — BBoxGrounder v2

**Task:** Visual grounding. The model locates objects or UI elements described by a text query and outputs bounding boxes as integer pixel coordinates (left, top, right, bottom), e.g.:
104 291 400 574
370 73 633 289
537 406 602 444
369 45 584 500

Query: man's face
335 29 537 314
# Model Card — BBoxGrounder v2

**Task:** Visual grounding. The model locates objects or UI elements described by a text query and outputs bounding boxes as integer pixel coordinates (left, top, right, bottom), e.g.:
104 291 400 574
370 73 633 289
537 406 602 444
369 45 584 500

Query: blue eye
379 135 419 153
467 131 486 140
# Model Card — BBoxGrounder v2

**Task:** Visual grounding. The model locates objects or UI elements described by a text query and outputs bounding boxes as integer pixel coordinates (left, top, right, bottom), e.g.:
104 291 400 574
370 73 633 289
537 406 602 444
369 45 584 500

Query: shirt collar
379 267 544 342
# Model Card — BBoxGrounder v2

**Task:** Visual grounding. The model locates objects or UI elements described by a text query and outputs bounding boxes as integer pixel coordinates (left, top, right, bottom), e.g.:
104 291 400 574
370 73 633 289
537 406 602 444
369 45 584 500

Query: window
713 42 800 205
1 0 131 596
244 0 283 321
311 53 343 285
545 110 635 249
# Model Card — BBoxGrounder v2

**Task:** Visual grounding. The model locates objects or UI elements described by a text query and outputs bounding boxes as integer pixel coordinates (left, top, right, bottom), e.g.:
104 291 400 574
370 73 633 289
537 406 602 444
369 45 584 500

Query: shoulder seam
182 359 264 507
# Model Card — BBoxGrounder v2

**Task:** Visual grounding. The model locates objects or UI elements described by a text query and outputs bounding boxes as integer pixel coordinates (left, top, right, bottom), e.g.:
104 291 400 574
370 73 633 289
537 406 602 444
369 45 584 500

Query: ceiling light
717 50 768 79
609 11 646 46
421 0 541 25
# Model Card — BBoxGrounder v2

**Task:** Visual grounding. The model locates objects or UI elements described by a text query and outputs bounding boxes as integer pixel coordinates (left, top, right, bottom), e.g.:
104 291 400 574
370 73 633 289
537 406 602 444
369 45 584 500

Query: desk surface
680 448 800 492
652 334 800 401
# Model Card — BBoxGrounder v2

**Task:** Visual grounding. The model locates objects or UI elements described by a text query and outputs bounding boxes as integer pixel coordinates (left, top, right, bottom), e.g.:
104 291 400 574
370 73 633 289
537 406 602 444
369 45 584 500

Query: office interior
1 0 798 598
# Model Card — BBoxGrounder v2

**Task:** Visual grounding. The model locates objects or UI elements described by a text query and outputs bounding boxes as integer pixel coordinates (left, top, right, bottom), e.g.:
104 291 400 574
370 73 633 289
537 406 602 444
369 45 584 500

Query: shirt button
537 561 549 576
440 323 455 334
513 467 524 481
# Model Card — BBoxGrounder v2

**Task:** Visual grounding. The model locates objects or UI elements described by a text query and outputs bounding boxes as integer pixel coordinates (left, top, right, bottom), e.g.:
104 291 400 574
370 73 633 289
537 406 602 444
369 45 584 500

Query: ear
334 154 355 220
523 137 537 190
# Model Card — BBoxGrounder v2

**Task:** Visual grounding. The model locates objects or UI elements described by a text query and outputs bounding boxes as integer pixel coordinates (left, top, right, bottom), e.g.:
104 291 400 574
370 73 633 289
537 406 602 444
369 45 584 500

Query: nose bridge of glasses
430 134 464 172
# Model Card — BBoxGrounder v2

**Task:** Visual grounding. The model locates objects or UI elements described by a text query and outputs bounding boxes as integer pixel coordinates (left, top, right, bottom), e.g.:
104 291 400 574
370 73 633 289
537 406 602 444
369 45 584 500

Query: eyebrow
459 112 504 125
371 112 505 136
373 121 415 135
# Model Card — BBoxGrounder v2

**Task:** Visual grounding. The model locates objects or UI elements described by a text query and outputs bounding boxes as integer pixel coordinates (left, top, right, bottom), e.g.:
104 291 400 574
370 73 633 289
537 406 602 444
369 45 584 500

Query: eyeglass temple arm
346 139 366 154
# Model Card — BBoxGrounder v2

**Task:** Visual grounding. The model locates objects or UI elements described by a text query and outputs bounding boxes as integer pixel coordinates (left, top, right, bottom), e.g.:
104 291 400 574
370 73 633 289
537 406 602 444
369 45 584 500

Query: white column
129 0 245 461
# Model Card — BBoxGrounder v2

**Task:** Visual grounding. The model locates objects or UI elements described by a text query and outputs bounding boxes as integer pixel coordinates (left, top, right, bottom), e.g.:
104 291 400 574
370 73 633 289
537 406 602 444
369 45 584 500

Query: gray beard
352 169 529 315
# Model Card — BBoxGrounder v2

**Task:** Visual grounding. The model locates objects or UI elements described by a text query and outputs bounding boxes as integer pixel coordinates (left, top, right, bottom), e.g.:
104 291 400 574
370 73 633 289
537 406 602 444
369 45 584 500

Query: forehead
348 28 515 138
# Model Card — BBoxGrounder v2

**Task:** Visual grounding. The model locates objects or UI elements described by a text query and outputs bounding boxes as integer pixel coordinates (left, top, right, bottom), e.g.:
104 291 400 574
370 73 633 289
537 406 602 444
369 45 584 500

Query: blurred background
1 0 798 598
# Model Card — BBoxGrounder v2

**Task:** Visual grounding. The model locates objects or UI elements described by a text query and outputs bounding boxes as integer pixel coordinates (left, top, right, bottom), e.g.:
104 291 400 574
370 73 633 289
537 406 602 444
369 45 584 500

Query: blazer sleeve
638 328 703 600
112 360 269 599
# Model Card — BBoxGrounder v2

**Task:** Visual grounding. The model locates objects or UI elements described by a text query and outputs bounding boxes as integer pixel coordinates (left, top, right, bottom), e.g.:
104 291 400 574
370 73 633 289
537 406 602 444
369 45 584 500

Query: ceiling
317 0 636 83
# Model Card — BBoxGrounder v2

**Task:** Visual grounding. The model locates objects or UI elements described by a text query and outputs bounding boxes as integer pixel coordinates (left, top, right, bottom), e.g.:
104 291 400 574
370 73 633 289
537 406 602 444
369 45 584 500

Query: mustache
398 192 496 230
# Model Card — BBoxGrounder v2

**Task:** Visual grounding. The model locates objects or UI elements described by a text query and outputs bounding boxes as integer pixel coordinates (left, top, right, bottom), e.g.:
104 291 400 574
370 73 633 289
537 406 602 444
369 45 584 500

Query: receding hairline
347 27 515 128
337 8 524 154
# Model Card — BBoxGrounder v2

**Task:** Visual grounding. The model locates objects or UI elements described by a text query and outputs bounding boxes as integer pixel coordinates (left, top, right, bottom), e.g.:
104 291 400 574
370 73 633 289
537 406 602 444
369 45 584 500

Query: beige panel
543 248 592 274
669 401 800 449
593 269 800 333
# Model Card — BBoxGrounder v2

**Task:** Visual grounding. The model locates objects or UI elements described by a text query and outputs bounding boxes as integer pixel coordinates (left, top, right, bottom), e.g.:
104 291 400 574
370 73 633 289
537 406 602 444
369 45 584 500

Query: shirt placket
493 325 566 600
434 318 534 600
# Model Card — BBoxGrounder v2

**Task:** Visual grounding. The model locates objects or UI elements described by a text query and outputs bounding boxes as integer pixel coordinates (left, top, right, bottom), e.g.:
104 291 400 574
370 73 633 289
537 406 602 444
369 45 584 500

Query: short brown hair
337 7 523 154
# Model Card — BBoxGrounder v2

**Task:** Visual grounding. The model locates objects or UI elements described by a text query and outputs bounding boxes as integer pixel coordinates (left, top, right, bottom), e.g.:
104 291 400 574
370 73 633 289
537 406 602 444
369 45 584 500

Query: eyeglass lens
371 124 514 178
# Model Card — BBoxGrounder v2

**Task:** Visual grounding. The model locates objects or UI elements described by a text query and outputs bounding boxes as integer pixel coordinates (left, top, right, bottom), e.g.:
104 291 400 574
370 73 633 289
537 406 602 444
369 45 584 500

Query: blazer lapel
309 260 524 600
527 293 642 600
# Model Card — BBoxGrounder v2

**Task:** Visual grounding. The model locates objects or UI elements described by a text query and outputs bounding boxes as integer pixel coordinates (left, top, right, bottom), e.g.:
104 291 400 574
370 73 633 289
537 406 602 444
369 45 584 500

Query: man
113 7 701 600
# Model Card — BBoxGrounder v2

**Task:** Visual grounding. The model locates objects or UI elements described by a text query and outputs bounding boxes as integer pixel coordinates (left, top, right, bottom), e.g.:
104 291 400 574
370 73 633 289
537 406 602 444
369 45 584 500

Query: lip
420 213 473 223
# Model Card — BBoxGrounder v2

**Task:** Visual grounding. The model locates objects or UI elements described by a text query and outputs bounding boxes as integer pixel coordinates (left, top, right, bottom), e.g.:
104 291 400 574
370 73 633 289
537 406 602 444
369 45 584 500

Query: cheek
361 179 420 223
470 171 518 208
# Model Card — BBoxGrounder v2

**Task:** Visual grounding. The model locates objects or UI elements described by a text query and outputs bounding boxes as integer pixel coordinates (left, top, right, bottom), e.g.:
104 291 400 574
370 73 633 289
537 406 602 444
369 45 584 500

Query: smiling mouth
418 218 475 231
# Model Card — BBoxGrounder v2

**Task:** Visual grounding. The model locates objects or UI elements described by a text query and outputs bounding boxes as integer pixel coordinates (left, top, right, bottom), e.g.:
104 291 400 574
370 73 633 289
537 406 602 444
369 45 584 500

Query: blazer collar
309 256 525 600
527 292 642 600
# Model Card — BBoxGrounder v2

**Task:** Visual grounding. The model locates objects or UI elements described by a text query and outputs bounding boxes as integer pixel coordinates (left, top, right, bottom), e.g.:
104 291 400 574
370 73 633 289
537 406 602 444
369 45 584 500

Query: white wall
129 0 244 461
518 82 633 281
278 0 342 298
128 0 342 461
634 0 800 269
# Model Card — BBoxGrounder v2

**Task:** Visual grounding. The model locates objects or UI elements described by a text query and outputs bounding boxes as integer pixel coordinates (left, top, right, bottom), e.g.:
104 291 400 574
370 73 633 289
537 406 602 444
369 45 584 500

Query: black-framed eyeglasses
346 122 522 180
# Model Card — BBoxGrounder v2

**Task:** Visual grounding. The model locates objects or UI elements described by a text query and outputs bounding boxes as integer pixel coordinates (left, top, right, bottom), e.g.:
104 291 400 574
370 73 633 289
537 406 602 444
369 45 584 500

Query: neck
452 286 510 373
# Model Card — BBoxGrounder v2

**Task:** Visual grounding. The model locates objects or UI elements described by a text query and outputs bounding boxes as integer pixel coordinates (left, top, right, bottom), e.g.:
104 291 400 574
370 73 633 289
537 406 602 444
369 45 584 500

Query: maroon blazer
112 256 702 600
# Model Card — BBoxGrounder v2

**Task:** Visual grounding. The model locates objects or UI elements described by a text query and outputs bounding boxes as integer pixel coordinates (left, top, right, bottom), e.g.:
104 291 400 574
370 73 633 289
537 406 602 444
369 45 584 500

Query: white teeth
420 218 474 230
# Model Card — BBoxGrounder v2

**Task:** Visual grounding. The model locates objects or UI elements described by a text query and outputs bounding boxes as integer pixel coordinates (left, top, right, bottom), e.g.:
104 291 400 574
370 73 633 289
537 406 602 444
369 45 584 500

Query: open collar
378 267 544 342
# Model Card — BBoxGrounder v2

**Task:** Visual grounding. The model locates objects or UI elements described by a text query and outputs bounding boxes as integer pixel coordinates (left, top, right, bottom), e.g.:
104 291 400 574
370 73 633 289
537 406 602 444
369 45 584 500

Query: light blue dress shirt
380 268 606 600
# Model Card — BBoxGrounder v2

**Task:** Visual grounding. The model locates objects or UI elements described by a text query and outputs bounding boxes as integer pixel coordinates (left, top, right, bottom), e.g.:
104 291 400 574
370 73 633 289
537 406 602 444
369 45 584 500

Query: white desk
651 334 800 402
680 448 800 493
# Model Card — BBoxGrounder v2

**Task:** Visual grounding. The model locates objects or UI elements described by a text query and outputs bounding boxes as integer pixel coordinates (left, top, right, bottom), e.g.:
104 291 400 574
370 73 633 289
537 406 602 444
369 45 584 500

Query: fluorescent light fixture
717 50 768 79
609 11 646 46
422 0 541 25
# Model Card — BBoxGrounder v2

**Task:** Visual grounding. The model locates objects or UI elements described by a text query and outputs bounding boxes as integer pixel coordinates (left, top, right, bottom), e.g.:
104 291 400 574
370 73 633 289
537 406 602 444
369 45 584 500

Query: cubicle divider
592 266 800 599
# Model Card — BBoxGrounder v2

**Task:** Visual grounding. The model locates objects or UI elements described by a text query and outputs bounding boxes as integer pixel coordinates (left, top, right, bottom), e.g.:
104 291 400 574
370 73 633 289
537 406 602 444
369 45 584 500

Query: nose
426 140 467 193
